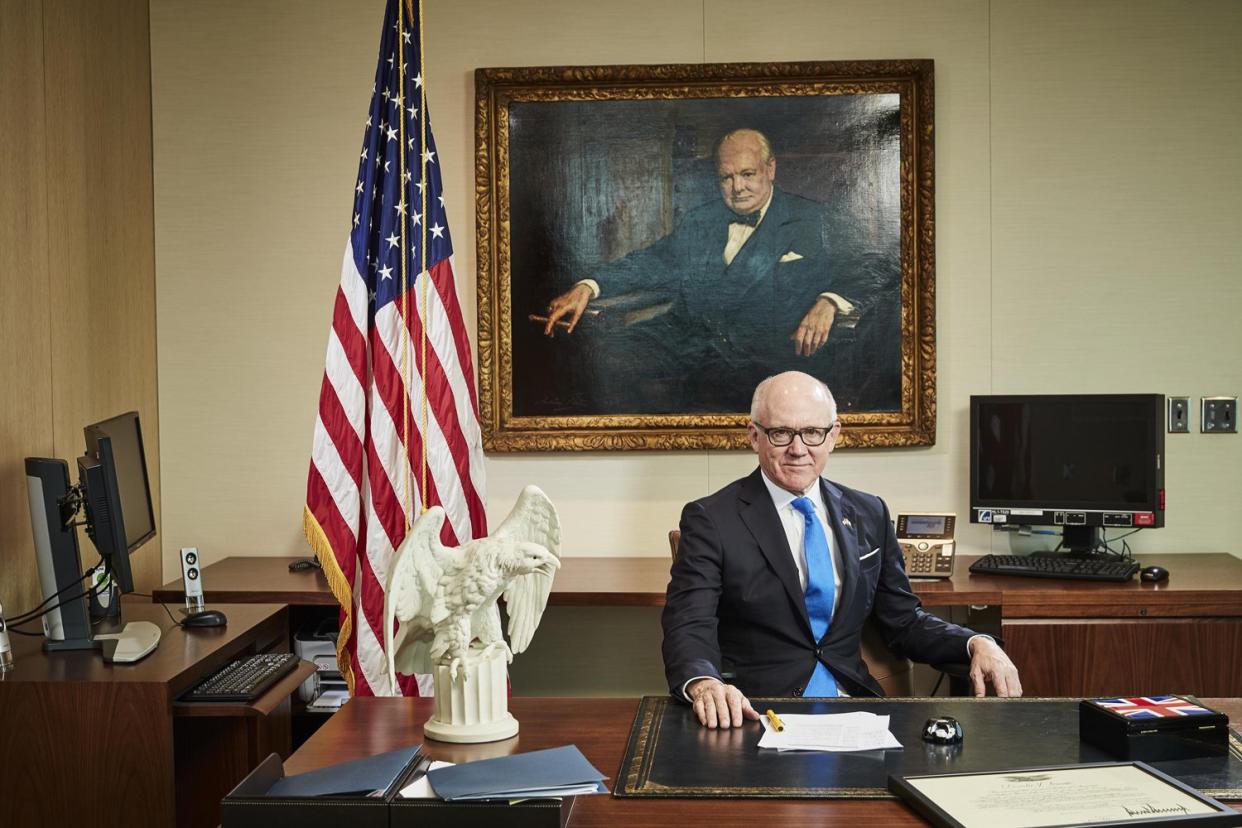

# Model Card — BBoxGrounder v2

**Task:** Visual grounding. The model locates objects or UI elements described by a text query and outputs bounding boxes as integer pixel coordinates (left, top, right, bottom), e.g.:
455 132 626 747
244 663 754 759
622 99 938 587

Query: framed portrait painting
475 60 935 451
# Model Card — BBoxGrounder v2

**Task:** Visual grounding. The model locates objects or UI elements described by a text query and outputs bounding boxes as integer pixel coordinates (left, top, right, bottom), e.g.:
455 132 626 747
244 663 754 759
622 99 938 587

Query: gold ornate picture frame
475 60 935 451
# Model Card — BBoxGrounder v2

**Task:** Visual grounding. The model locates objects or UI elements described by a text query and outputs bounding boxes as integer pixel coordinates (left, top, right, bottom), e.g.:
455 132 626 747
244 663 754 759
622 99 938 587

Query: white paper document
758 711 903 752
306 688 351 712
399 761 456 798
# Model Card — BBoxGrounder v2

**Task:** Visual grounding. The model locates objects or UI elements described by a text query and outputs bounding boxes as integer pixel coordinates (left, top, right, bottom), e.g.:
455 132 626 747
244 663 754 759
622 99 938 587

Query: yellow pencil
765 708 785 731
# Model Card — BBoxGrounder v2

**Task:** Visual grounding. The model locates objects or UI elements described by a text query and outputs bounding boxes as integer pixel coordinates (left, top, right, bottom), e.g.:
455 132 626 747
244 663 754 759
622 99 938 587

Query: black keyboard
969 554 1140 582
182 652 300 702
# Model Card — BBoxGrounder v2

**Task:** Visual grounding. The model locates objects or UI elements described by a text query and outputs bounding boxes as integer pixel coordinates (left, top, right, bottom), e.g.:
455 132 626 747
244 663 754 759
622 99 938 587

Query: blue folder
266 744 423 797
427 745 607 801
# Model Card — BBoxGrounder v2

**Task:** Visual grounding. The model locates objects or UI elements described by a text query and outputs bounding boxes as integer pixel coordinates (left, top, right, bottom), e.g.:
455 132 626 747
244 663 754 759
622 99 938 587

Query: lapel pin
842 517 852 528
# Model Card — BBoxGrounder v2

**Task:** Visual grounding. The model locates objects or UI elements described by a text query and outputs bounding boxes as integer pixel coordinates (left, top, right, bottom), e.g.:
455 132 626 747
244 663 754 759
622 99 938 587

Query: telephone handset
895 512 956 578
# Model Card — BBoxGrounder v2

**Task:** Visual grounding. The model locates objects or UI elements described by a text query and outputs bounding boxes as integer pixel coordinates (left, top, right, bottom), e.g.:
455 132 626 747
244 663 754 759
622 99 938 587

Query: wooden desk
0 601 313 828
282 696 1242 825
154 554 1242 697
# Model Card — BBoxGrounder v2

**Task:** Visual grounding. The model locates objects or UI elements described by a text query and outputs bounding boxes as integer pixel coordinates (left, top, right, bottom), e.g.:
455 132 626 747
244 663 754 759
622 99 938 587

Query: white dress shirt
757 469 843 615
721 190 774 266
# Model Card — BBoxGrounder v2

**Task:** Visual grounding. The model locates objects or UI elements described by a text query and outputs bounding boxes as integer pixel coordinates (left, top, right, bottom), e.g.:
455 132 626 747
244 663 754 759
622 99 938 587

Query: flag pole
414 0 430 515
397 0 413 531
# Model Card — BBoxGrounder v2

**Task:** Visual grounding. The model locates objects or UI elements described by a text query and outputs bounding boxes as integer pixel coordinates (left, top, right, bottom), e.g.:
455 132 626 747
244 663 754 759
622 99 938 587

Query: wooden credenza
0 601 314 828
961 554 1242 696
154 553 1242 697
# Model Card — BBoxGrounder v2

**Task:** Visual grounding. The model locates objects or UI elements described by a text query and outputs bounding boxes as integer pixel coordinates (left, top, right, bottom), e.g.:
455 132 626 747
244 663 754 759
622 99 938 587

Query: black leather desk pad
615 696 1242 799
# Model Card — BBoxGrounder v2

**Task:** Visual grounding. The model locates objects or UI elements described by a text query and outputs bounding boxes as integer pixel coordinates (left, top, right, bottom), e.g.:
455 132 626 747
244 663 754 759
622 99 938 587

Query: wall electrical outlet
1167 396 1190 433
1200 396 1237 433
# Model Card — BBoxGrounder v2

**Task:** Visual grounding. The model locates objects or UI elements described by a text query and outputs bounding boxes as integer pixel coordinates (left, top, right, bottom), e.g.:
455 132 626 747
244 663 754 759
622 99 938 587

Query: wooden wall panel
43 0 161 591
0 1 54 617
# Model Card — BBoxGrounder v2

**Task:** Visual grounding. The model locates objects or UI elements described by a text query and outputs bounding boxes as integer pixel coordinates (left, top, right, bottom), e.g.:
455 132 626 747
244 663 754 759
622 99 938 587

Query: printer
294 617 348 710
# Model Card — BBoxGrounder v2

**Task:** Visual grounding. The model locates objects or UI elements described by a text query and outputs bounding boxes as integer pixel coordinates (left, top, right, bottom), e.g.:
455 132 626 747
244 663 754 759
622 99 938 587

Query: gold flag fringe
302 506 356 694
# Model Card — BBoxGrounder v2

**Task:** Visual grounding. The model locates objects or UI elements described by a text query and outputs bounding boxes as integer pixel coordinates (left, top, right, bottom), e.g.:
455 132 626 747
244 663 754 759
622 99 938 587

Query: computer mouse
183 609 228 627
1140 565 1169 583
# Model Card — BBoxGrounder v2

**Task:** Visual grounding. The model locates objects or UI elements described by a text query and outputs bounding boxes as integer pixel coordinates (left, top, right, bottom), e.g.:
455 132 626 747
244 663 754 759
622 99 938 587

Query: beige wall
0 0 160 617
149 0 1242 582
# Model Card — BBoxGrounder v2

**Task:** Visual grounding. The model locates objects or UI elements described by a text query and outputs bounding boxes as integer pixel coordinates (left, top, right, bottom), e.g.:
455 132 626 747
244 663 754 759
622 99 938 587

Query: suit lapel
821 479 861 628
738 469 812 636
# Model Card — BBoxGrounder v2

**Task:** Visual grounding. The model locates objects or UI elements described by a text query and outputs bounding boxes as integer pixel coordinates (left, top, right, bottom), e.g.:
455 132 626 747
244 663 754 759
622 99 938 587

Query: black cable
1099 528 1141 561
130 592 185 628
8 575 111 628
1053 527 1145 561
159 603 183 627
7 557 104 625
9 586 94 626
929 670 947 697
6 627 44 637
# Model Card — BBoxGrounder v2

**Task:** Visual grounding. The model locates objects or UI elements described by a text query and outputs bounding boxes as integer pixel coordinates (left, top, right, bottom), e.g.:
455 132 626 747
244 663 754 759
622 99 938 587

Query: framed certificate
889 762 1242 828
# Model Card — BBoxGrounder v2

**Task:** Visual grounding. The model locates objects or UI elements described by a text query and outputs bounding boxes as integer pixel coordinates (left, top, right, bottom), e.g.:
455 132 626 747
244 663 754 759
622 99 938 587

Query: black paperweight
921 716 963 745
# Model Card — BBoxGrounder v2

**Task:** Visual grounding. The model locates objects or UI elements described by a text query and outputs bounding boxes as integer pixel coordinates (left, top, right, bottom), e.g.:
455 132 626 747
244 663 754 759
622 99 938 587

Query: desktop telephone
895 512 956 578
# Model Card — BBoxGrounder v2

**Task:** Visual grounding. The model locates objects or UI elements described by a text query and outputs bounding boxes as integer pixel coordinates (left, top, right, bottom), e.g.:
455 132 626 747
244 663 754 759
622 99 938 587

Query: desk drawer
1002 618 1242 697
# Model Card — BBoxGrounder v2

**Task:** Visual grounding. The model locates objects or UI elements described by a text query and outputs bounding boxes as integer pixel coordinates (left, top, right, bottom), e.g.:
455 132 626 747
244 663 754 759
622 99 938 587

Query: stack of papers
425 745 608 800
307 688 350 712
758 711 903 752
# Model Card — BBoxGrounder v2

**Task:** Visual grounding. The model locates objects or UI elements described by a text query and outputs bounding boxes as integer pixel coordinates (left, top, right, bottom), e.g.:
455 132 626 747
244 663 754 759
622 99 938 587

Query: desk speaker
180 547 205 612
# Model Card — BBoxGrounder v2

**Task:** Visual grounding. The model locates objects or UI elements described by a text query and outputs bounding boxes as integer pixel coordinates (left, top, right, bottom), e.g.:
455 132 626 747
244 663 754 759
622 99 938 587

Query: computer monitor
77 412 156 593
969 394 1165 554
25 457 94 649
24 411 160 660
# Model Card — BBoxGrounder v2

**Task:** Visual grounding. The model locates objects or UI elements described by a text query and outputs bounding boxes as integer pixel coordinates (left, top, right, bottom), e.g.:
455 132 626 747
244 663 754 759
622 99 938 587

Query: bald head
716 129 776 217
750 372 836 423
716 129 773 164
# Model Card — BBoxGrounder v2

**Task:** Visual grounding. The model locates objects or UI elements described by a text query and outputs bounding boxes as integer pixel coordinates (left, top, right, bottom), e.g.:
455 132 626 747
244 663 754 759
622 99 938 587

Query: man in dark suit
542 129 894 412
662 371 1022 728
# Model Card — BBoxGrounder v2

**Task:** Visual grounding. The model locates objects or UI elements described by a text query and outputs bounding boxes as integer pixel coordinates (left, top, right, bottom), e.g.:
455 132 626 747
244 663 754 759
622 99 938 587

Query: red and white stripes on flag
303 0 486 697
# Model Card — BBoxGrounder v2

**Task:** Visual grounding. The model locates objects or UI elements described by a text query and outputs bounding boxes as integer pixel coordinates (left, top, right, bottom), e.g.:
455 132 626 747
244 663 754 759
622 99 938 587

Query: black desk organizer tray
615 695 1242 800
221 753 393 828
223 752 573 828
389 794 571 828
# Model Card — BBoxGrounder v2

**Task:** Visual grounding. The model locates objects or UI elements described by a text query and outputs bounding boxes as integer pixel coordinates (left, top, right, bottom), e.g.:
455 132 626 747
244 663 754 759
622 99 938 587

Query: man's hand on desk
967 636 1023 698
686 678 761 729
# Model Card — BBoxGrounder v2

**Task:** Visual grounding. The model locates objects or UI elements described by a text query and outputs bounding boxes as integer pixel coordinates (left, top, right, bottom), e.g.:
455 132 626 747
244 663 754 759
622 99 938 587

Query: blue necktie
792 496 838 697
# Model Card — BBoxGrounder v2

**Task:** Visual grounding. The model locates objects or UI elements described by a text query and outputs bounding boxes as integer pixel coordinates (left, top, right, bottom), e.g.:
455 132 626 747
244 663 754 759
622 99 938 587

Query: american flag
1091 696 1214 719
303 0 487 697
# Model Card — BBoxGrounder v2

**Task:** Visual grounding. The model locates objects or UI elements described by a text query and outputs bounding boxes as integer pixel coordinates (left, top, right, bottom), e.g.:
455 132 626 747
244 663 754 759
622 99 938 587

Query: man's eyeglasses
752 422 837 447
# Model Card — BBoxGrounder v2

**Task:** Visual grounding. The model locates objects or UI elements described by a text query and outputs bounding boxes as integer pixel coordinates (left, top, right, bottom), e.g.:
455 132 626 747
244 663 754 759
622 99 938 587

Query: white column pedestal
423 649 518 743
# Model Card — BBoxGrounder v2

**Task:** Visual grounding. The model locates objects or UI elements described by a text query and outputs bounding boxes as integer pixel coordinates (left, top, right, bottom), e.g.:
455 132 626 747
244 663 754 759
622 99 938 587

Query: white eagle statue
382 484 560 742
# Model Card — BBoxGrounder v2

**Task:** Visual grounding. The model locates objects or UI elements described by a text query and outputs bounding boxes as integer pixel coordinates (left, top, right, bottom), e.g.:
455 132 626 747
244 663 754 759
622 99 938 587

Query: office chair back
667 529 915 696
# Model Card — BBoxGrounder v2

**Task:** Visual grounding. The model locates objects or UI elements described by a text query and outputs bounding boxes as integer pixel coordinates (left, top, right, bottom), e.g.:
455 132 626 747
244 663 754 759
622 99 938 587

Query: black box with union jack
1079 695 1230 761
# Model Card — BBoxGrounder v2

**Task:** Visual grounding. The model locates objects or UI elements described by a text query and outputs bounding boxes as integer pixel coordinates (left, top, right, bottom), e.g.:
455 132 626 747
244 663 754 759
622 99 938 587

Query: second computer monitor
77 411 156 593
969 394 1165 552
